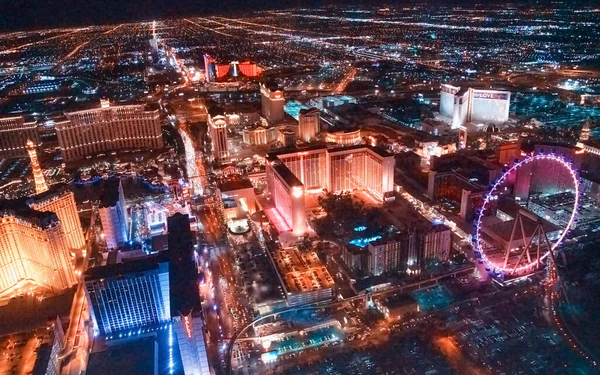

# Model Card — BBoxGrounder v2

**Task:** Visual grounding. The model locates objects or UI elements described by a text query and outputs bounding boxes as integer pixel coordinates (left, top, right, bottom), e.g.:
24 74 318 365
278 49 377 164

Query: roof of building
0 290 75 335
368 233 407 247
383 294 416 309
167 213 201 316
87 337 157 375
344 243 367 255
299 107 320 116
65 102 155 116
31 344 52 375
328 143 393 158
0 198 59 229
271 247 334 294
456 87 470 96
269 143 392 159
485 217 559 244
271 161 304 189
28 184 69 203
84 253 167 281
207 105 225 117
494 199 559 239
234 242 286 306
219 178 254 192
261 82 283 92
98 178 122 208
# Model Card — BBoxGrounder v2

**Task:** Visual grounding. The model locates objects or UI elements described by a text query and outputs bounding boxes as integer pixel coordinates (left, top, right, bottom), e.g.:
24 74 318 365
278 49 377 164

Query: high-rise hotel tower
56 100 163 161
0 188 81 298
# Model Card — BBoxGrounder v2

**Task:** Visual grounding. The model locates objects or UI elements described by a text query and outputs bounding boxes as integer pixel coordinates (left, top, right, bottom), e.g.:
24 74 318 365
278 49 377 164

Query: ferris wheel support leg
512 224 540 274
519 215 532 264
536 235 541 269
504 214 520 269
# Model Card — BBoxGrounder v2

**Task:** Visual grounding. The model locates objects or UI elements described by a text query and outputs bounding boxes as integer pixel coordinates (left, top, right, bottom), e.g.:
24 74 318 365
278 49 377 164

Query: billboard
472 91 510 101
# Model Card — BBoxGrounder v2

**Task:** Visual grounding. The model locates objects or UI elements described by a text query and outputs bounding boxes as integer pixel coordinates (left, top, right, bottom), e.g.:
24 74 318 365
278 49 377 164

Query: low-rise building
268 246 335 307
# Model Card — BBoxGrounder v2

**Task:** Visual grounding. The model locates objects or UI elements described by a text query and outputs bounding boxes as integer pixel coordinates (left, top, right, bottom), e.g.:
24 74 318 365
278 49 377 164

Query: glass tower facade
85 261 171 336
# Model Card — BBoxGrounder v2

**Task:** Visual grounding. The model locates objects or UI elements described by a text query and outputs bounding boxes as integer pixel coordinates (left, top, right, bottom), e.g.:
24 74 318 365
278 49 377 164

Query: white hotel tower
208 114 229 162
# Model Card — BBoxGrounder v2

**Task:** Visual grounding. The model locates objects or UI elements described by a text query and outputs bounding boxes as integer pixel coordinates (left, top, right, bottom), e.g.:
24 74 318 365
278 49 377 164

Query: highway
178 120 204 195
333 66 357 94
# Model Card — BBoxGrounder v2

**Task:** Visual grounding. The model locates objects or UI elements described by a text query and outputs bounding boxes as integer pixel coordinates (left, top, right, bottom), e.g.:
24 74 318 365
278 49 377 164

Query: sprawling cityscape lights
0 2 600 375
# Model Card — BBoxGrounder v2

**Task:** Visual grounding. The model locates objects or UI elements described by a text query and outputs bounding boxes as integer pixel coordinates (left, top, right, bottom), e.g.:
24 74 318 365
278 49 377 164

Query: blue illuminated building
84 256 171 336
84 213 210 375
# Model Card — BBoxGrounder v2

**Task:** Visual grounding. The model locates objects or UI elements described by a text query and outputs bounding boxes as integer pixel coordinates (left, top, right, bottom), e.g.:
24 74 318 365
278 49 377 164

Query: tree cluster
314 192 382 240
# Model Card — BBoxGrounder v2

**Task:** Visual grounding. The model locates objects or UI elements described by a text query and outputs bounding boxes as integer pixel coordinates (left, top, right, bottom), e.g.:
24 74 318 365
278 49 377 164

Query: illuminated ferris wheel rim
474 153 580 274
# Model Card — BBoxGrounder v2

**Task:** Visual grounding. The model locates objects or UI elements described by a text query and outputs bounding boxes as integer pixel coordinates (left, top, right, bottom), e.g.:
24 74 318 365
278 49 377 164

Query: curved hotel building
0 116 39 159
266 145 395 235
56 100 163 161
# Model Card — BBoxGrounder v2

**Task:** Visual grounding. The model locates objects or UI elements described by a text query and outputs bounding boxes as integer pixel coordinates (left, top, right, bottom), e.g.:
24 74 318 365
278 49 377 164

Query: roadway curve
225 265 474 374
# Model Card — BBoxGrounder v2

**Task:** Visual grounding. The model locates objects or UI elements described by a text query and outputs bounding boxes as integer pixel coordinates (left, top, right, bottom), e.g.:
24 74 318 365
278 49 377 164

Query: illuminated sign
222 166 240 176
239 197 249 212
473 92 509 100
261 351 278 363
183 315 193 338
458 126 467 149
291 186 304 198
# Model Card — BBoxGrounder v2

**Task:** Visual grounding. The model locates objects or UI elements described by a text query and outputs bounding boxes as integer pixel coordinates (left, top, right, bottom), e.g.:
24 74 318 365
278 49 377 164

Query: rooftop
219 178 254 192
266 155 304 189
97 178 122 208
167 213 201 316
87 337 157 375
0 197 59 229
271 247 334 294
84 254 167 281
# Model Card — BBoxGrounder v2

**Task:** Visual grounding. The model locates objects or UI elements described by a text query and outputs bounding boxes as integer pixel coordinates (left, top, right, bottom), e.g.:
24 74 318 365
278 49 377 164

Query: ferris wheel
474 154 579 275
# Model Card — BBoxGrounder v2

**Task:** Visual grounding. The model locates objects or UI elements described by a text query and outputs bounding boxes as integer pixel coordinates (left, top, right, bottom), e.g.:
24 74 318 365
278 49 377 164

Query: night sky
0 0 318 31
0 0 585 32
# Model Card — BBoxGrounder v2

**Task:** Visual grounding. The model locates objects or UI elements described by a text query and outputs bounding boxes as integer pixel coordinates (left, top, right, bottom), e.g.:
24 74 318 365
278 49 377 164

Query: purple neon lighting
474 154 579 274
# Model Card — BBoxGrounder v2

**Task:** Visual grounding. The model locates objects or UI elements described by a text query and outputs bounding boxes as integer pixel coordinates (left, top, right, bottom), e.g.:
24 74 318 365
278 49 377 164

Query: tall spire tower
577 118 591 149
580 118 591 142
26 139 48 194
149 21 158 52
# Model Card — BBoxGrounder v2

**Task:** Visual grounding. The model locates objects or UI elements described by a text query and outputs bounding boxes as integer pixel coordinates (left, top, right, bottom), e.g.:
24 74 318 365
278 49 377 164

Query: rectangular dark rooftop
98 178 122 208
0 289 75 335
87 337 157 375
167 213 201 316
219 178 254 192
84 253 167 281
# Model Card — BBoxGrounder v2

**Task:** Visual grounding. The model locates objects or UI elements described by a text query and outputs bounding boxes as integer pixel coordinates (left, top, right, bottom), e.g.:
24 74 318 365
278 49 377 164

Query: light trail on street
334 66 357 94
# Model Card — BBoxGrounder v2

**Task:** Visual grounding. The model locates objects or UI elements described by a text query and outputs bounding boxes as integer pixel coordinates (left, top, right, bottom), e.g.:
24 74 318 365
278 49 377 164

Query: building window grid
90 273 168 335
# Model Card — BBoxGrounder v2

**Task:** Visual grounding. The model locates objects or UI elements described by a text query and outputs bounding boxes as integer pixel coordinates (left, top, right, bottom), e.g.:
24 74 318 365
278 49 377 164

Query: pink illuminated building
265 145 395 236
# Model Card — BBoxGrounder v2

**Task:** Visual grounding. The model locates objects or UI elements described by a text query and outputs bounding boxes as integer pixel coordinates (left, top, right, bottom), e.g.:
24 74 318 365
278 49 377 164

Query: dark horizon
1 0 597 33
